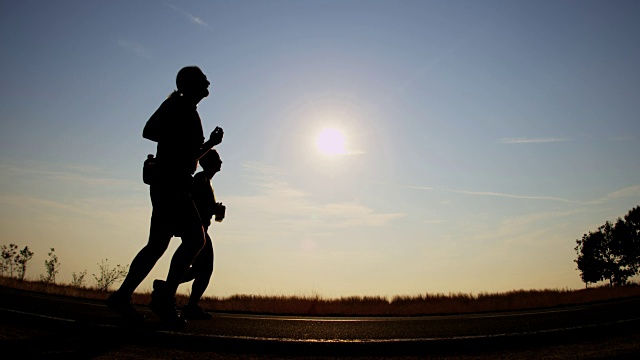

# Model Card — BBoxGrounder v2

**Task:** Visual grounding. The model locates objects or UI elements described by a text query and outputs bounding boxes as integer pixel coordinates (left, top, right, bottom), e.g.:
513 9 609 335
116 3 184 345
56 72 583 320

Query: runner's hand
209 127 224 146
215 203 226 222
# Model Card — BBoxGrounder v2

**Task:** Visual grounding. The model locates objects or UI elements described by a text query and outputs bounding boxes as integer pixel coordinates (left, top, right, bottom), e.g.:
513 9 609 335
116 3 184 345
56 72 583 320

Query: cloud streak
500 137 568 144
402 181 640 207
400 181 578 204
423 219 445 224
451 190 579 203
585 184 640 205
116 39 150 59
168 4 208 27
0 162 140 190
225 162 405 236
402 185 434 191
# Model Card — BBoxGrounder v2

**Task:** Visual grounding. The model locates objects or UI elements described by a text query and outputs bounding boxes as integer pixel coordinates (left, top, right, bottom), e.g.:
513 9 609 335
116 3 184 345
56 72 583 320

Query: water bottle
143 154 156 185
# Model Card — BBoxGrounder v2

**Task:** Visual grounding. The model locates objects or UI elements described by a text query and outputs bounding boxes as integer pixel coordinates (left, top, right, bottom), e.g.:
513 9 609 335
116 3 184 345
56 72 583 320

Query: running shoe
182 305 213 320
106 291 144 322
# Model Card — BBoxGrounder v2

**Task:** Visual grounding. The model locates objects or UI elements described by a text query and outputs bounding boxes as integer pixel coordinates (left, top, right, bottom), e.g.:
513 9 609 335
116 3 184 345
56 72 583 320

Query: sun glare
316 128 347 156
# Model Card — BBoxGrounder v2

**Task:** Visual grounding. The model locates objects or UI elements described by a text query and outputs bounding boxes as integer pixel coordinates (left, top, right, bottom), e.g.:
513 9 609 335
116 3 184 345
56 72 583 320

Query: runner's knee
145 241 169 259
182 230 206 254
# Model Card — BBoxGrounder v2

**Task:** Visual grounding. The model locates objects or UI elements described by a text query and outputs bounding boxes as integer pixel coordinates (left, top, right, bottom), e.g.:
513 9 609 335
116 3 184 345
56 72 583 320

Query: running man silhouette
153 149 225 320
107 66 223 325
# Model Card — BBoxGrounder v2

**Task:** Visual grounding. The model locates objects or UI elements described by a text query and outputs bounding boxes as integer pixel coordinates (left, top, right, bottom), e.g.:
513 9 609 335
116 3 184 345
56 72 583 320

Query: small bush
92 259 128 292
40 248 60 284
71 270 88 288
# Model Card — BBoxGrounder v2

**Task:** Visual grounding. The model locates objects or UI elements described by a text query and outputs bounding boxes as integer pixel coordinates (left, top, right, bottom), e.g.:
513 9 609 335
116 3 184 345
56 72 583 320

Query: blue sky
1 0 639 297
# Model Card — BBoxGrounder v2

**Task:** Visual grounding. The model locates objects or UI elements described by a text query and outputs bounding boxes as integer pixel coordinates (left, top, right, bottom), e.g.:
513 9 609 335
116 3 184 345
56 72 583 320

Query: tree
40 248 61 284
0 246 10 276
575 230 606 286
71 270 88 288
601 220 636 285
1 244 18 277
92 259 129 292
575 206 640 286
15 246 34 281
622 206 640 270
0 253 7 276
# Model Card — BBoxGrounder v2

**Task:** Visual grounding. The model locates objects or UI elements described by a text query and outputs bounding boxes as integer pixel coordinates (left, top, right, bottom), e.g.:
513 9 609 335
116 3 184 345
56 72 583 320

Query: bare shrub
71 270 88 288
15 246 34 281
40 248 60 284
92 259 128 292
1 243 18 277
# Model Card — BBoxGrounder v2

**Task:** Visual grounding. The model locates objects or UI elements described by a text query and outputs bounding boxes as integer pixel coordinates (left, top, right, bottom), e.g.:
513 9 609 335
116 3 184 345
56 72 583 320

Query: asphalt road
1 286 640 359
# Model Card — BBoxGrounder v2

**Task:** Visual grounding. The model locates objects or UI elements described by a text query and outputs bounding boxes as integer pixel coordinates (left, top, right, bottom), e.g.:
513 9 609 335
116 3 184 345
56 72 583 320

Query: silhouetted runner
154 149 225 320
107 66 223 326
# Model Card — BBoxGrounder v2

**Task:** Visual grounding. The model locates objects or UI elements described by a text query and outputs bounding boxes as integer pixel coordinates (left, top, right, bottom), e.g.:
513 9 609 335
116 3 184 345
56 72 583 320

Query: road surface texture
1 286 639 359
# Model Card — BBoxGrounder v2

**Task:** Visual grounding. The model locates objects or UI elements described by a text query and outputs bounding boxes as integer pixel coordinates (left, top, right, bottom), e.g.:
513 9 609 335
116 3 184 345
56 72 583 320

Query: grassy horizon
2 276 640 317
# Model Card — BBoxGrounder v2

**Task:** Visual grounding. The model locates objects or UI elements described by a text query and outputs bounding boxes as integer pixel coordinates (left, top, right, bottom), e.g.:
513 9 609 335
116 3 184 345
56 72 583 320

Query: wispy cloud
225 162 404 236
344 149 366 156
500 137 568 144
318 203 404 228
168 4 208 27
423 219 445 224
608 135 635 141
585 184 640 205
451 190 579 203
402 185 434 191
402 179 640 209
466 208 588 246
604 184 640 199
116 39 151 59
0 162 139 190
401 181 578 204
0 194 90 217
0 193 147 224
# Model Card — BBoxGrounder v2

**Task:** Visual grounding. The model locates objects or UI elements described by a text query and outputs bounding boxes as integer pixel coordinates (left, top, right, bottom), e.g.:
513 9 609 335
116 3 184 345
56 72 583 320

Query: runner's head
199 149 222 178
175 66 210 100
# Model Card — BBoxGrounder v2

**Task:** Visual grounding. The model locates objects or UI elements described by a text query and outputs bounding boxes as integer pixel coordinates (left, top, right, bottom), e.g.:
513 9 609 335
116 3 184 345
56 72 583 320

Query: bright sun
316 128 347 156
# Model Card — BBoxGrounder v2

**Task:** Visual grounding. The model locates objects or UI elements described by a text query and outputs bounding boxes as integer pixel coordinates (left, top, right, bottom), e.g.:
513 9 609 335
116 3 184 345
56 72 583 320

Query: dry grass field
2 276 639 316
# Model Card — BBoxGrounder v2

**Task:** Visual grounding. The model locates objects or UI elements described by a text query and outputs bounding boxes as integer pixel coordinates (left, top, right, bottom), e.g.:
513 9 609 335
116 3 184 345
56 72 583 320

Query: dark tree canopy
575 206 640 286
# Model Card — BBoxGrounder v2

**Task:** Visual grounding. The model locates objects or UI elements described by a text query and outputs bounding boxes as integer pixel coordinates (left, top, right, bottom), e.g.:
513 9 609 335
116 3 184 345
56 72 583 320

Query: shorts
150 177 202 238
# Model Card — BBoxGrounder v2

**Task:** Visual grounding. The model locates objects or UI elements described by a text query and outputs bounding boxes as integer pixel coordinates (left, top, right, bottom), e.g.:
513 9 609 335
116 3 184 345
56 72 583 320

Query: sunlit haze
316 128 347 156
1 1 639 298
